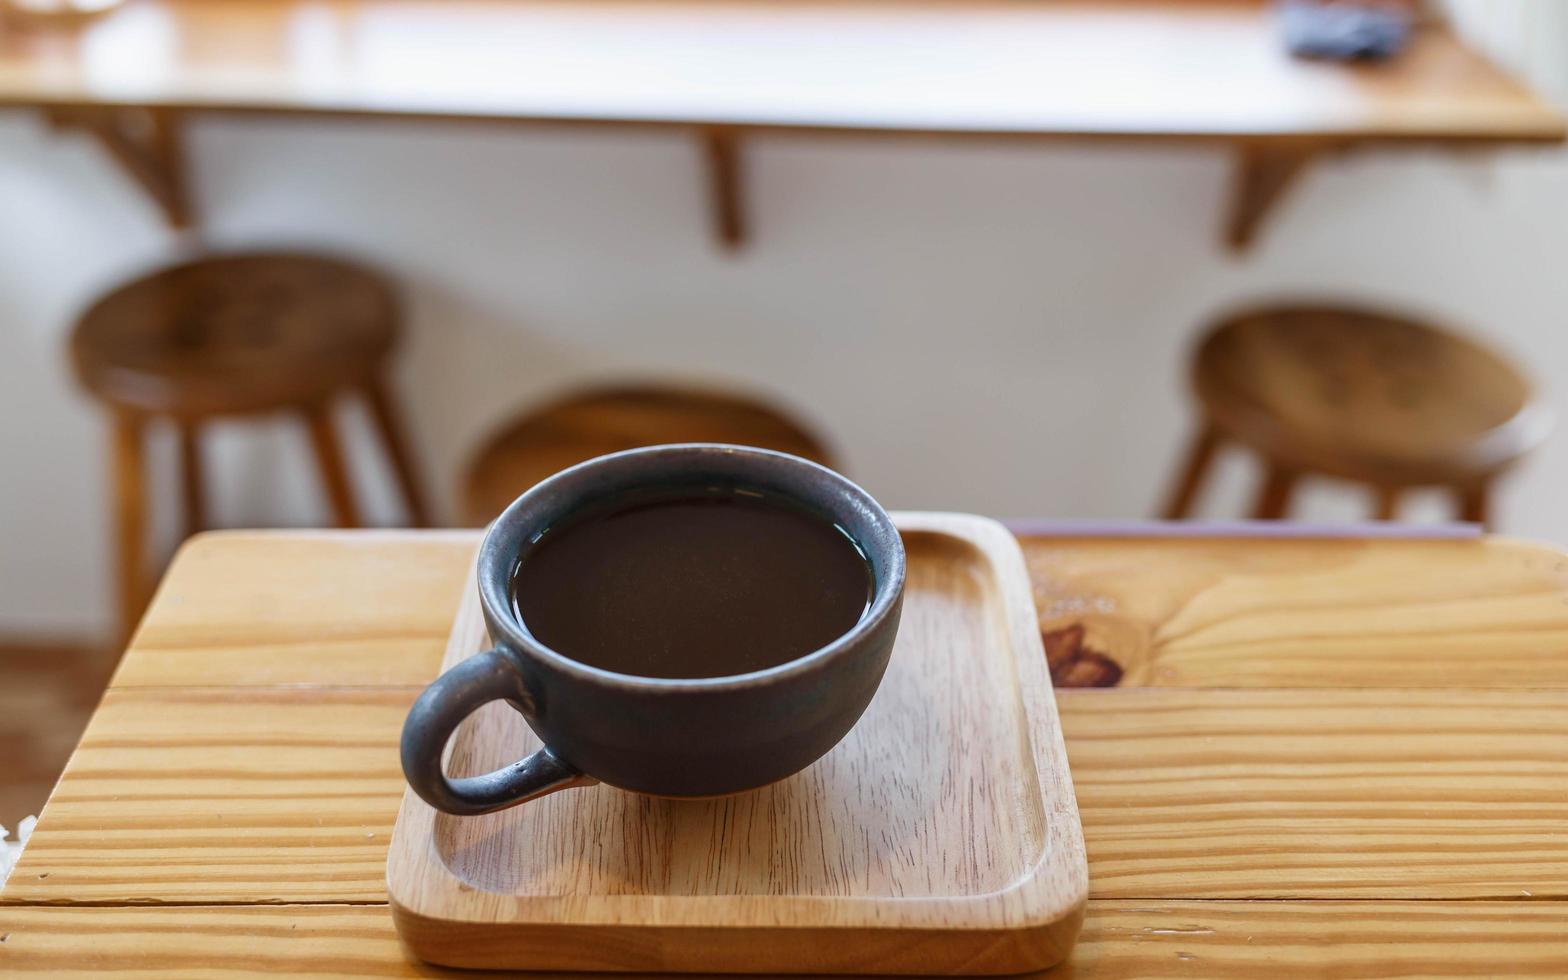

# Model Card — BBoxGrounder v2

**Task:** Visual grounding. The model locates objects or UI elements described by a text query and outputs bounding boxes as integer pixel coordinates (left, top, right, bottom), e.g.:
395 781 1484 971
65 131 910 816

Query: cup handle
400 647 595 815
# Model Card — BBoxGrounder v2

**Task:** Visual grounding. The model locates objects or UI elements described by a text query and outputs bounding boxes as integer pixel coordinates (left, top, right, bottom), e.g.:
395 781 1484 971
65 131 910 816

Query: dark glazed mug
400 444 906 815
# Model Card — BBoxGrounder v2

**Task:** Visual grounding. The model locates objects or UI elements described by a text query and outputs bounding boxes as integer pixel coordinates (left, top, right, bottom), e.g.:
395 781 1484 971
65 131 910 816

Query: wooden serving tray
387 512 1087 974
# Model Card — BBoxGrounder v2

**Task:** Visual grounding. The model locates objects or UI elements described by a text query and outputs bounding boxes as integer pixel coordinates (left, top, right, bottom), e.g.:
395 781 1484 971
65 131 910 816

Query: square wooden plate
387 512 1086 974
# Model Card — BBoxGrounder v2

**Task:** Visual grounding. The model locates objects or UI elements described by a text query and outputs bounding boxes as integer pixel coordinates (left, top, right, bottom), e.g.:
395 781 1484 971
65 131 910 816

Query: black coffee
510 487 872 679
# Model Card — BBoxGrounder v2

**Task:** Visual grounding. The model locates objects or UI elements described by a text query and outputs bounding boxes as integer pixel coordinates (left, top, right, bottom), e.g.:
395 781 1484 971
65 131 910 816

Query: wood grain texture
4 900 1568 977
0 905 435 979
1 686 418 904
1022 535 1568 688
387 514 1087 974
10 529 1568 976
1063 688 1568 899
111 532 1568 693
111 531 474 688
1067 899 1568 979
0 1 1559 143
11 678 1563 911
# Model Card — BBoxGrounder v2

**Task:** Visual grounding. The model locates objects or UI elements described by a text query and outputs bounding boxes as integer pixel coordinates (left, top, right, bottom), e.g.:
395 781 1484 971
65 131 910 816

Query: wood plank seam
7 897 1564 910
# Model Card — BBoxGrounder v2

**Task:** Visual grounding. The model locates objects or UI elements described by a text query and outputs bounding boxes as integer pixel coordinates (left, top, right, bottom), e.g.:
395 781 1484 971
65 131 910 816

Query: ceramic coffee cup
401 443 906 815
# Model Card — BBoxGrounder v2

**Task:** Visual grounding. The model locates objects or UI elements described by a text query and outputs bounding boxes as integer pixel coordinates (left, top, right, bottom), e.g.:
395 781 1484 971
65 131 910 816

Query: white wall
4 108 1568 636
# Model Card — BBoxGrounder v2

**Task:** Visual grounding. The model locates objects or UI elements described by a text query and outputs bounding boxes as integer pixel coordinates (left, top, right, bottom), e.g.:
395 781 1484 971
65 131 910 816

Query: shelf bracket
700 126 747 252
47 106 195 230
1224 141 1324 252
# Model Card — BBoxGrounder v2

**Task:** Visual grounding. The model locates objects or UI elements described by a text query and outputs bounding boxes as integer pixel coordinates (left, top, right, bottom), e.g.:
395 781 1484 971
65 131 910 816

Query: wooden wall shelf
1 0 1561 251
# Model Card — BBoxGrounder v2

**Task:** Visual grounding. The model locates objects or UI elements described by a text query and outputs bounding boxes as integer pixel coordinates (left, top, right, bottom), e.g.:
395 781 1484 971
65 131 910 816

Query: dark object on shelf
70 252 431 641
1280 0 1412 61
1160 302 1552 528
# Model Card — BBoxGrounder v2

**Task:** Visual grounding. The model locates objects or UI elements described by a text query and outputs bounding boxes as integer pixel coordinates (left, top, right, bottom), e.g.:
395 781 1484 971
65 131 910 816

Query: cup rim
476 443 906 692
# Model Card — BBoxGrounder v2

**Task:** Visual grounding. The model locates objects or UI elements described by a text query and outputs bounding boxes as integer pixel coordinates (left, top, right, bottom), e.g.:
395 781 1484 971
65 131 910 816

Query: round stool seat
70 251 428 642
1193 304 1550 488
71 252 397 417
463 384 839 524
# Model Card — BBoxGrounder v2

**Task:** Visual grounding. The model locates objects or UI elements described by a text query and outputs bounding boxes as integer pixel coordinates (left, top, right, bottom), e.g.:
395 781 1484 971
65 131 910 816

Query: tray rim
387 511 1087 970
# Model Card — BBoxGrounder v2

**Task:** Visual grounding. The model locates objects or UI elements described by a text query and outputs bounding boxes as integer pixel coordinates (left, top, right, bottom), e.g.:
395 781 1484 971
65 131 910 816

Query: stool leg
111 409 148 643
1373 486 1401 521
363 377 431 527
1457 484 1490 530
177 420 206 538
303 402 361 528
1161 424 1221 519
1251 464 1297 520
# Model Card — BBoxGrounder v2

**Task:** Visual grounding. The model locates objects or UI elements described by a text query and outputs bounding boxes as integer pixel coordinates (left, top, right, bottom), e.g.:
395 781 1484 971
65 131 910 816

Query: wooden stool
1161 303 1551 528
71 252 431 638
462 384 839 524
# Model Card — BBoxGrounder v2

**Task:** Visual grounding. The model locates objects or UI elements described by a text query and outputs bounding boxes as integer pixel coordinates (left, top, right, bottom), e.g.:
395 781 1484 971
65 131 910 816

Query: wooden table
4 527 1568 975
1 0 1561 249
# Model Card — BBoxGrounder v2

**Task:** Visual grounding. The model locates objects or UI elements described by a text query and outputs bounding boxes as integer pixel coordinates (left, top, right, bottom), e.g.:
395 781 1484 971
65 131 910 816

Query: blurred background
2 0 1566 834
